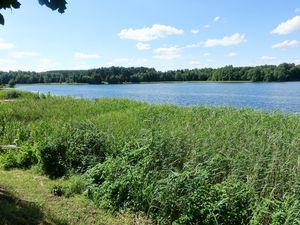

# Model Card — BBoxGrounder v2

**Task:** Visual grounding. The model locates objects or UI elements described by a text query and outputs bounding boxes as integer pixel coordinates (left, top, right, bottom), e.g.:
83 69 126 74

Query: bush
0 145 38 169
38 122 110 178
38 137 68 178
4 91 21 99
67 122 109 173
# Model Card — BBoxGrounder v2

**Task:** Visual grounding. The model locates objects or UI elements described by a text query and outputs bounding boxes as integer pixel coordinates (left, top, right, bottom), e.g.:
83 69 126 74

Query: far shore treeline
1 63 300 85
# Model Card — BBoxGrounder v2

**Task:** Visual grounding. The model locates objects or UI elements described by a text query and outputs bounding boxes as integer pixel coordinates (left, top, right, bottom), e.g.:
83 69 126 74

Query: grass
0 89 300 224
0 169 136 225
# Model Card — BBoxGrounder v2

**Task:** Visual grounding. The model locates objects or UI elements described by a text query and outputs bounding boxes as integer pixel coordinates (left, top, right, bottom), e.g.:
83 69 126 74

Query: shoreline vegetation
1 89 300 224
1 63 300 86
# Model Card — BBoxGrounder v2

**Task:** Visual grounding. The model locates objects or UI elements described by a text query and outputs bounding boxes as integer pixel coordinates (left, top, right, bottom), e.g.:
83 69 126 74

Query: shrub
0 145 38 169
38 122 110 178
38 136 68 178
4 91 21 99
66 122 109 173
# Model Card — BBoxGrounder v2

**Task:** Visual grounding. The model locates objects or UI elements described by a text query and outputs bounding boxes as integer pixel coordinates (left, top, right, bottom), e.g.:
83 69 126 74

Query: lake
16 82 300 113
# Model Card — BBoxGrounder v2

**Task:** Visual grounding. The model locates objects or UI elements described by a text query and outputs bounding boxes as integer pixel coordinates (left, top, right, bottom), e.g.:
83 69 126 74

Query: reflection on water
16 82 300 113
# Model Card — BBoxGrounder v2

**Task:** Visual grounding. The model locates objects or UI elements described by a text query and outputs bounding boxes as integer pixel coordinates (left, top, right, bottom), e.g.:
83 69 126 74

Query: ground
0 169 143 225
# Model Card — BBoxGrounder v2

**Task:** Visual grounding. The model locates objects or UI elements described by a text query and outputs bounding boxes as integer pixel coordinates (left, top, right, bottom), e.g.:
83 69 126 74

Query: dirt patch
0 99 16 102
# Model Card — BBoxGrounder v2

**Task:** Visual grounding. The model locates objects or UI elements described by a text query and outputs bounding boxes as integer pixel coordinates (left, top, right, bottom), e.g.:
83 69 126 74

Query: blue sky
0 0 300 71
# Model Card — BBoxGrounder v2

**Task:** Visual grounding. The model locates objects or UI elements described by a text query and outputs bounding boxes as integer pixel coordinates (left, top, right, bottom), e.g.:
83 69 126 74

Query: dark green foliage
0 64 299 84
38 136 68 178
8 79 16 88
0 0 67 25
38 0 67 13
51 184 64 196
38 122 110 178
0 0 21 25
0 145 38 169
3 90 20 99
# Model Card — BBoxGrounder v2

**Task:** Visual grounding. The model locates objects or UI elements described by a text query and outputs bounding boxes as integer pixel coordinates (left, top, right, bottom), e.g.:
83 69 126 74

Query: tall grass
0 89 300 224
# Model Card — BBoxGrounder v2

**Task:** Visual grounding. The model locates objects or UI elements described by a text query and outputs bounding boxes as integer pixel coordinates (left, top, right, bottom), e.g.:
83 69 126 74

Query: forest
1 63 300 85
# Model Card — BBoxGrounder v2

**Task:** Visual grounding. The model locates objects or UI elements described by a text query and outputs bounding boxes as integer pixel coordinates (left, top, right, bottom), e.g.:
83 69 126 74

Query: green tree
0 0 67 25
8 79 16 88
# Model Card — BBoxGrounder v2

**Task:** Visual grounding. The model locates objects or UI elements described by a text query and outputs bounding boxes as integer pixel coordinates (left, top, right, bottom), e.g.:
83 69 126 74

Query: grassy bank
0 169 135 225
0 89 300 225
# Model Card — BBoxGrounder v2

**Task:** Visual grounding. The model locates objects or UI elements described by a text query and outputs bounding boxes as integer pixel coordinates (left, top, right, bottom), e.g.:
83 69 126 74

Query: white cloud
189 60 201 65
106 57 148 66
272 40 299 49
228 52 237 57
261 55 277 60
184 42 201 49
191 29 199 34
152 42 200 61
118 24 184 42
204 33 246 47
35 58 62 72
203 24 210 29
10 51 40 59
74 52 100 59
271 16 300 35
214 16 221 22
136 42 151 50
153 46 181 60
294 59 300 64
0 38 15 49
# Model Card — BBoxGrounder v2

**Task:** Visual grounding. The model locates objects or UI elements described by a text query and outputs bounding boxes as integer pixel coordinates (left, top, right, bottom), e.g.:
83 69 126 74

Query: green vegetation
0 89 300 224
0 169 135 225
1 63 300 85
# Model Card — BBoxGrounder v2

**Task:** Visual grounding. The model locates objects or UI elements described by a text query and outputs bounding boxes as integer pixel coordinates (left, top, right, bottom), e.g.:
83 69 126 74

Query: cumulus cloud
184 42 201 48
189 60 201 65
214 16 221 22
204 33 246 47
118 24 184 42
153 46 181 60
228 52 237 57
36 58 62 72
136 42 151 50
10 51 40 59
74 52 100 59
191 29 199 34
0 38 15 49
106 57 148 66
272 40 299 49
152 42 200 61
261 55 276 60
203 24 210 29
271 16 300 35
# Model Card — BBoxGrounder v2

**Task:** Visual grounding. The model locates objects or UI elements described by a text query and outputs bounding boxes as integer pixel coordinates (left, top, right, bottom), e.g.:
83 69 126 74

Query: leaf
11 0 21 9
38 0 67 13
0 13 4 25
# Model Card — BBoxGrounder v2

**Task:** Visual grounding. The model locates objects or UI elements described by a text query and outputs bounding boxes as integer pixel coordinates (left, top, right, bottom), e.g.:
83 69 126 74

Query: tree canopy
1 64 300 85
0 0 67 25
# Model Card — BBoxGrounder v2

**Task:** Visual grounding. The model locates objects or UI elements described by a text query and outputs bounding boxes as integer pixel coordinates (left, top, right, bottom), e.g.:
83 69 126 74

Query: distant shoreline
14 80 300 86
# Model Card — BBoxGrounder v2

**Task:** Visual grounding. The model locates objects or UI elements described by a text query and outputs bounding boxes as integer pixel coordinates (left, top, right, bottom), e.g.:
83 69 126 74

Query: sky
0 0 300 72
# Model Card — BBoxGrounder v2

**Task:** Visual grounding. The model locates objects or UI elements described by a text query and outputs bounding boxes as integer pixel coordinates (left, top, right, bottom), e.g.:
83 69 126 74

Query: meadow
0 88 300 225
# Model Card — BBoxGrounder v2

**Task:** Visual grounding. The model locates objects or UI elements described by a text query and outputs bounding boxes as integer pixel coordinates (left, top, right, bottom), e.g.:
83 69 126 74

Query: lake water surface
16 82 300 113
